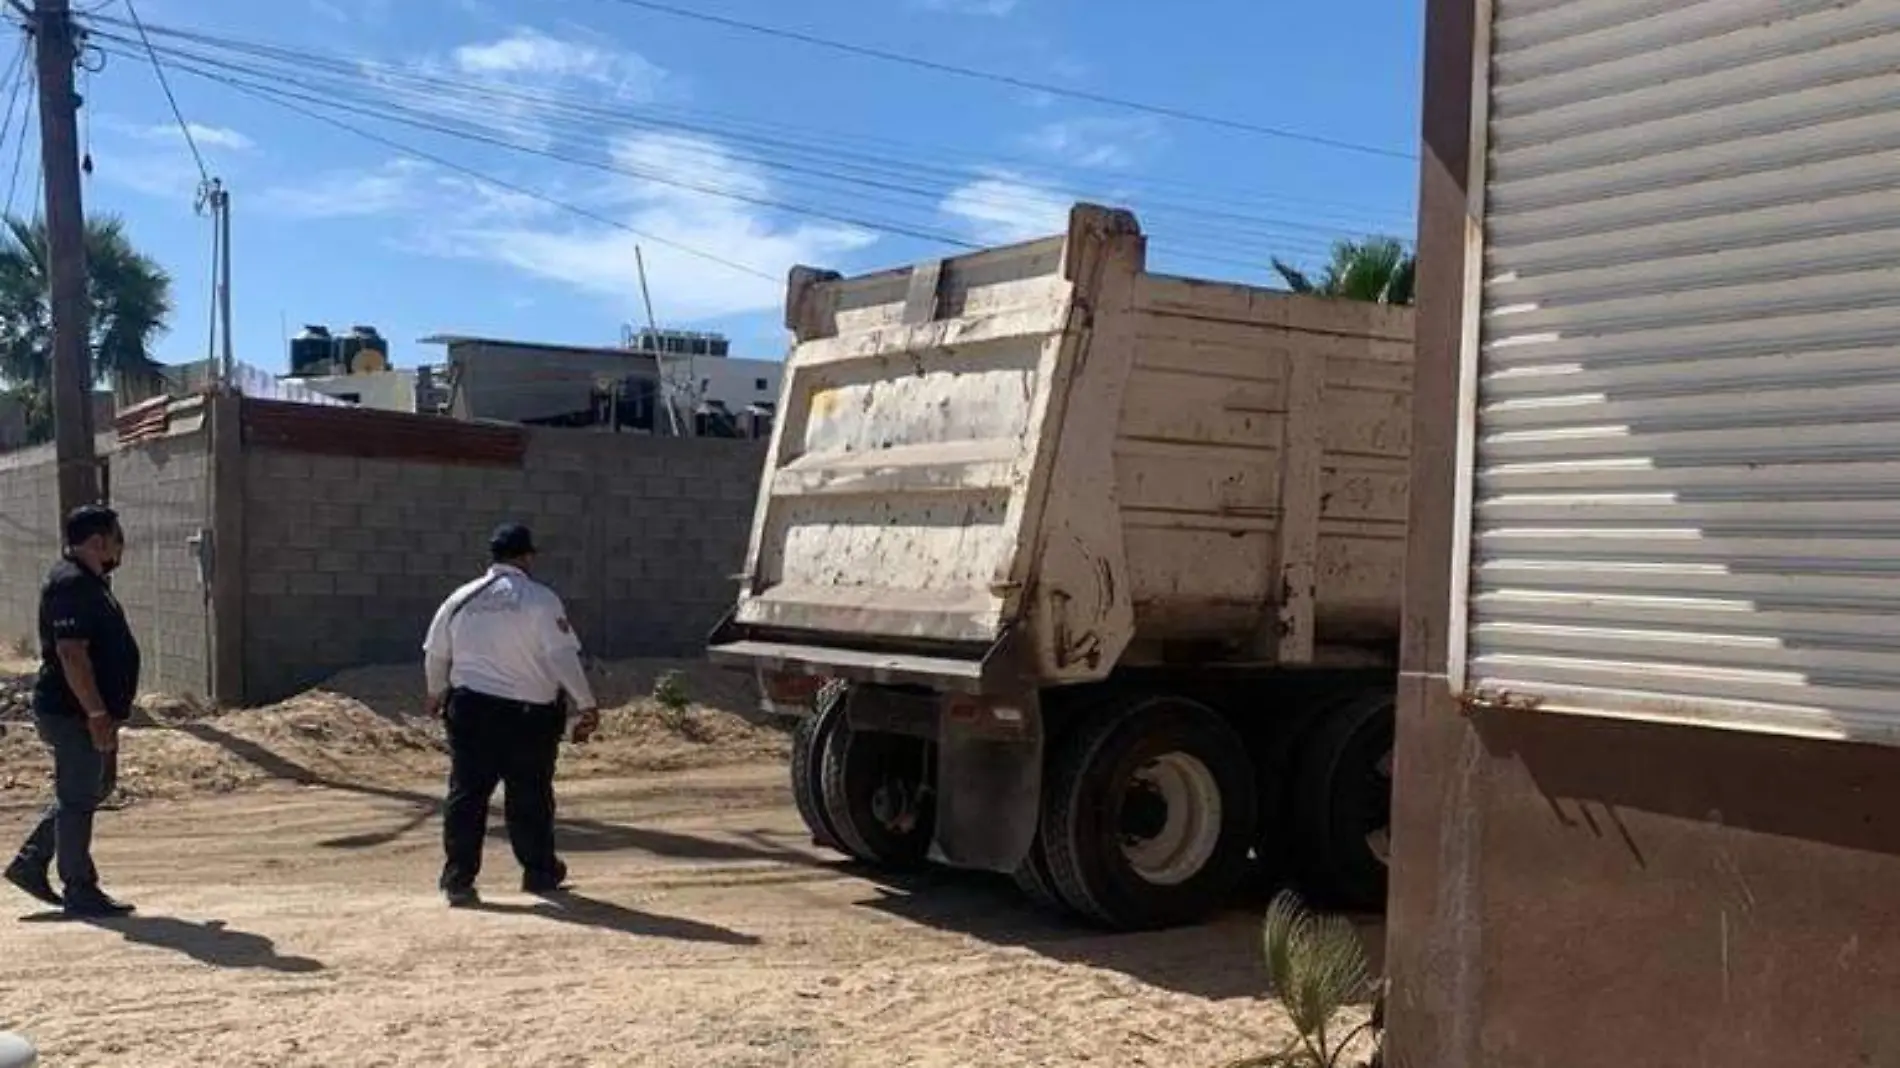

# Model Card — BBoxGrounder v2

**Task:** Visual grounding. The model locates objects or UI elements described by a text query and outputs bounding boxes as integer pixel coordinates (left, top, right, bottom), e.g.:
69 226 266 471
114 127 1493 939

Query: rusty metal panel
1466 0 1900 741
240 399 527 467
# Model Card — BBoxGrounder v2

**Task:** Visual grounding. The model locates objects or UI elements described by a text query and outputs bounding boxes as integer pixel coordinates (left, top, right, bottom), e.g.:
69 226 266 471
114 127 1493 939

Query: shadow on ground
173 720 825 872
470 889 759 946
170 717 1385 1002
21 913 325 973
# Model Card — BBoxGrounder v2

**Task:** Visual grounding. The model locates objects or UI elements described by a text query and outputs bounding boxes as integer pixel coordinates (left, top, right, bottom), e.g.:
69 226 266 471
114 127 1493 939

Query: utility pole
198 177 233 385
29 0 97 514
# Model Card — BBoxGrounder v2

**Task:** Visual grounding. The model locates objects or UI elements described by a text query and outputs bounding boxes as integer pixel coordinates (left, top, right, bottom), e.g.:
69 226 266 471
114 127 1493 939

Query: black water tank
288 324 333 377
337 325 390 374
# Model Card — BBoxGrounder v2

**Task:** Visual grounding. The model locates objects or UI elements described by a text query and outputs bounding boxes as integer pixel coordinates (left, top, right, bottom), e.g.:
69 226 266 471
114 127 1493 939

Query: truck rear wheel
1290 690 1394 911
789 684 848 853
820 724 935 870
1010 834 1064 912
1041 695 1257 930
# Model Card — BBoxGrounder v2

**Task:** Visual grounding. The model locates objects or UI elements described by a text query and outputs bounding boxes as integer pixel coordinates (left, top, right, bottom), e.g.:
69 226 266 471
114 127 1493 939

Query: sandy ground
0 660 1371 1067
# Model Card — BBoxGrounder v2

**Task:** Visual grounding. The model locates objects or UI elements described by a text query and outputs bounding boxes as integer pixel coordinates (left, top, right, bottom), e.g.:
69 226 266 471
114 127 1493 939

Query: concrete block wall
0 444 60 648
109 431 213 698
0 430 213 700
240 429 765 703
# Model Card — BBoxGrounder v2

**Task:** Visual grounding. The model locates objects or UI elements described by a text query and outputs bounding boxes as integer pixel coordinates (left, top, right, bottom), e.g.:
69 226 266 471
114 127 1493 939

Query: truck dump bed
711 205 1413 693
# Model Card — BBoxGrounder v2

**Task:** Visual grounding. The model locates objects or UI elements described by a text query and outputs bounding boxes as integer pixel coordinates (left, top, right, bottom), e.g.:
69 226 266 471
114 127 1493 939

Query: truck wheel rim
1120 752 1223 886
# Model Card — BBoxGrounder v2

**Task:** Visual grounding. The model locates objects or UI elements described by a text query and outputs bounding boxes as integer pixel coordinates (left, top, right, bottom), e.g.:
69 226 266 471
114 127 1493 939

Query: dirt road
0 762 1318 1067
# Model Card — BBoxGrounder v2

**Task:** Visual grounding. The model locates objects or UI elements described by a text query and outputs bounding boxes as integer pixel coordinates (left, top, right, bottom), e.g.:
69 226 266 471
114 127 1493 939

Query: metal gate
1458 0 1900 742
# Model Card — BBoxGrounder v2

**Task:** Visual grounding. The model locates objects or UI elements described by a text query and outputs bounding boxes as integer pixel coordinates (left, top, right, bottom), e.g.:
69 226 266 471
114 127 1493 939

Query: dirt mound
0 672 31 724
0 659 788 804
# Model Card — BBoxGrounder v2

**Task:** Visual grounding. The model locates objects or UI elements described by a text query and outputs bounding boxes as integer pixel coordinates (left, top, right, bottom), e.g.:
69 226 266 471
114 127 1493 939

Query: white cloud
1022 116 1163 169
309 0 390 23
258 135 878 322
939 171 1070 244
434 133 875 320
451 28 665 99
357 28 669 155
129 122 253 152
912 0 1018 15
255 160 432 220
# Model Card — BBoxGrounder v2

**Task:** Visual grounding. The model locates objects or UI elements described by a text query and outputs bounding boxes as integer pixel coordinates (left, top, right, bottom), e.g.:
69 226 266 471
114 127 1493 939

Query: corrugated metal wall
1464 0 1900 742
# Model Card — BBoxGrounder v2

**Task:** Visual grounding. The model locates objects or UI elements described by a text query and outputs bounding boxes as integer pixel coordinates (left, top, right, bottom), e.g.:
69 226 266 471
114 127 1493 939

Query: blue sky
56 0 1422 371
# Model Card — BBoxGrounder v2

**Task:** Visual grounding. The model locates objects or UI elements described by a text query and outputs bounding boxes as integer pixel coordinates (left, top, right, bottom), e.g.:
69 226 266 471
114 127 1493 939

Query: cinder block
308 456 361 481
311 502 359 530
641 475 684 499
315 549 360 574
260 452 312 481
288 572 335 597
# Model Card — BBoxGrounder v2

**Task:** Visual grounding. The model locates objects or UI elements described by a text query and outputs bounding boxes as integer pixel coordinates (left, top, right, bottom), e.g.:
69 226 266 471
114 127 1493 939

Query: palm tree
1273 237 1416 306
0 214 172 443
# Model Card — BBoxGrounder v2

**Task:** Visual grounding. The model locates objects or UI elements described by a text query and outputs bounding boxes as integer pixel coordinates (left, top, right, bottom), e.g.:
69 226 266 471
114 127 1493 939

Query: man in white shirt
423 523 601 907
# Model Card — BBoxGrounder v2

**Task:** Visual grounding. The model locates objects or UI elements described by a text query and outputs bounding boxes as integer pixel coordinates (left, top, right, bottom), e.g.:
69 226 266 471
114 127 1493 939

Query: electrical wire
1 44 31 218
125 51 783 282
91 21 1382 285
0 30 28 187
91 31 1350 262
93 40 990 250
586 0 1416 161
120 0 207 183
92 15 1414 231
101 41 1348 277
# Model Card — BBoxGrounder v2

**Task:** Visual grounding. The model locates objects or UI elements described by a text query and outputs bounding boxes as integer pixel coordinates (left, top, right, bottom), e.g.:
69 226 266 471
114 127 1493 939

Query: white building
297 369 420 413
671 353 782 413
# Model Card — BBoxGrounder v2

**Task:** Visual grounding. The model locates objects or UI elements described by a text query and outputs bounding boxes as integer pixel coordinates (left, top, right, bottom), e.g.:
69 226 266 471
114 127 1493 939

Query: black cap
488 522 536 560
64 504 120 547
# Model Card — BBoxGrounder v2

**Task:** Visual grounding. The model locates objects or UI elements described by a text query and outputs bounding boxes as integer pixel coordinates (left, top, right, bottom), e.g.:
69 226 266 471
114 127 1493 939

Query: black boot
61 888 134 918
3 858 60 908
522 860 568 894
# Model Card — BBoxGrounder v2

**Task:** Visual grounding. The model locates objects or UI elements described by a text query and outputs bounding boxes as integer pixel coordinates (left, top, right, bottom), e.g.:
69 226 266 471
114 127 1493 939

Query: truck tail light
758 669 827 716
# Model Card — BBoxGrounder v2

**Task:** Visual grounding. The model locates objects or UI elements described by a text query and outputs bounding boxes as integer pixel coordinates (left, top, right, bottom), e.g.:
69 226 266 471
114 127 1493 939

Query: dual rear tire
1020 695 1258 930
791 682 1395 929
789 685 934 869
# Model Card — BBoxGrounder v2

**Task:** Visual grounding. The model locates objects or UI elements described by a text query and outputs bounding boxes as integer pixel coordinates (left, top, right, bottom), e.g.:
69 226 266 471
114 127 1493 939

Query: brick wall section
0 444 59 648
109 431 214 698
241 429 765 703
0 431 213 700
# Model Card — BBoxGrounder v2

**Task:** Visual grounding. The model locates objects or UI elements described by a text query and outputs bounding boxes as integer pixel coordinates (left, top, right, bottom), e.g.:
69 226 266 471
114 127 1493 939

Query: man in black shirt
4 505 140 916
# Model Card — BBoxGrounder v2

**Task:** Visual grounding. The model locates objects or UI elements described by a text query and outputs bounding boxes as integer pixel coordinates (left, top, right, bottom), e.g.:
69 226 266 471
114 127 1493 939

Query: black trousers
441 690 565 890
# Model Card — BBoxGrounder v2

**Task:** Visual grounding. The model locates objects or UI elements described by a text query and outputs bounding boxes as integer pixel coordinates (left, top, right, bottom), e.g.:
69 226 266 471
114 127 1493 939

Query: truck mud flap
931 692 1042 873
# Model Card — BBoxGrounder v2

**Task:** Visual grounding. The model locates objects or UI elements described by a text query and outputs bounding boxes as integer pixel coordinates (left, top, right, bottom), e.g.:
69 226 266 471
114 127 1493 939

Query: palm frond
1272 257 1317 293
0 212 171 429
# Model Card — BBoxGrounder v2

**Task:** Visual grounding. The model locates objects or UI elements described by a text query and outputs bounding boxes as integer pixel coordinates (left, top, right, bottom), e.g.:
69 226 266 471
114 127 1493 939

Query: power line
93 30 1348 262
99 39 1345 278
589 0 1416 161
111 47 782 282
2 45 30 218
0 30 28 203
95 39 990 250
116 37 1345 268
120 0 207 183
95 14 1416 230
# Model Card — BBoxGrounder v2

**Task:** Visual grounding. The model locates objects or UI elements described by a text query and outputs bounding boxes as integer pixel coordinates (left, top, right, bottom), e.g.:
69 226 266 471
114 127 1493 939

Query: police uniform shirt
34 558 141 720
422 564 597 709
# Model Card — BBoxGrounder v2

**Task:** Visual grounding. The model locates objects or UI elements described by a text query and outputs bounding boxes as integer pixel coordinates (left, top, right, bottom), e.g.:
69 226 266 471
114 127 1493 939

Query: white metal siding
1467 0 1900 742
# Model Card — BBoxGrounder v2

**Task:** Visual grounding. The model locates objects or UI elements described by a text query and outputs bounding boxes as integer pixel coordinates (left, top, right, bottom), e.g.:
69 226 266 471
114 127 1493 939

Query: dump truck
708 204 1413 930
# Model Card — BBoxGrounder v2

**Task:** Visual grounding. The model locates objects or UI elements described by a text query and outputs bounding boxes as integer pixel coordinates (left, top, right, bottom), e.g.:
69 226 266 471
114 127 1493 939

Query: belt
449 687 561 714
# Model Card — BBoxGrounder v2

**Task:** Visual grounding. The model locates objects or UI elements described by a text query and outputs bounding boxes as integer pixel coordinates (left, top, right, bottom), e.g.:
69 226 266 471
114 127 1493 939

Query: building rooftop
418 334 660 361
